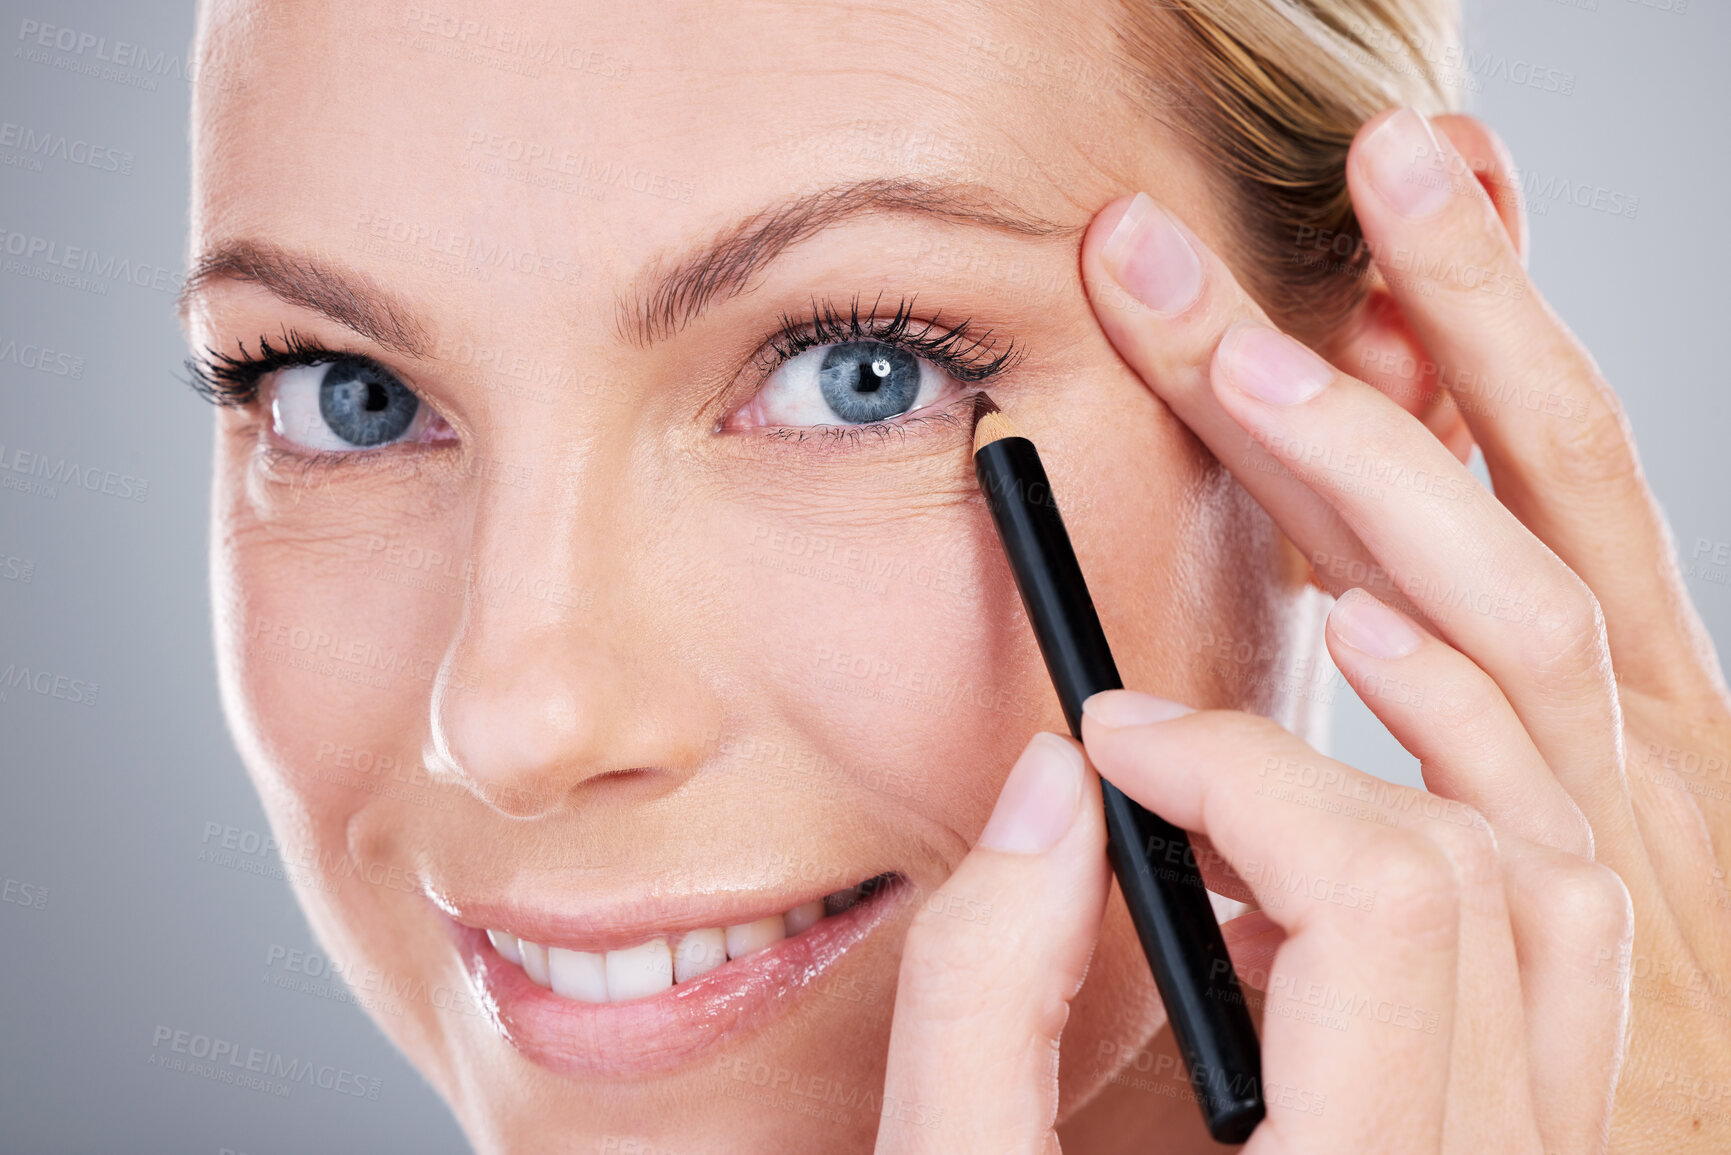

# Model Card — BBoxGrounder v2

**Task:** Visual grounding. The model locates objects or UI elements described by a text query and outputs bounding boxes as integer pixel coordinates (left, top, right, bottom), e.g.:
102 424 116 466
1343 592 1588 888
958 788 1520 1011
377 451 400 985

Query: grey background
1 0 1724 1151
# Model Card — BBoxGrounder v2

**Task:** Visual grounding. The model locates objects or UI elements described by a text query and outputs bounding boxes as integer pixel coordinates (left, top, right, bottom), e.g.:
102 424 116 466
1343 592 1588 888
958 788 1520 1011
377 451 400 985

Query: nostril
590 767 651 785
573 765 682 804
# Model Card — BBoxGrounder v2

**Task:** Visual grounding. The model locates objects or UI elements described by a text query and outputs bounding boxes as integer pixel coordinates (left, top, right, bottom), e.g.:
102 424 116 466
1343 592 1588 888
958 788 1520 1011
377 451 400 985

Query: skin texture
185 1 1315 1151
879 111 1731 1154
187 2 1731 1152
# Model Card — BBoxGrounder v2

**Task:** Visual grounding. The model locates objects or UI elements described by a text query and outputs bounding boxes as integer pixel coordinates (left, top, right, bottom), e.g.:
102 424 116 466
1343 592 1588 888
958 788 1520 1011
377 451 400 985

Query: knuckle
1521 575 1609 684
1419 804 1500 887
1351 830 1462 942
1428 206 1526 308
1532 859 1632 953
1533 376 1639 489
898 878 1082 1039
1427 674 1508 749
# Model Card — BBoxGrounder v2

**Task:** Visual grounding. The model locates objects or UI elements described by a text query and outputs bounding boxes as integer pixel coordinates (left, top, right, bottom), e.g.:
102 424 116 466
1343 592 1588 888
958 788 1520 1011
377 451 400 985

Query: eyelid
195 303 1011 460
756 295 1021 383
184 328 454 462
718 295 1019 445
186 329 424 411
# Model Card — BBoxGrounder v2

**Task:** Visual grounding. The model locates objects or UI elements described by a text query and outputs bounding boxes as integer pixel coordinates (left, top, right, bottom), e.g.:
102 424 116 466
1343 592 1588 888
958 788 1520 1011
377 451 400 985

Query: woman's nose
426 494 720 818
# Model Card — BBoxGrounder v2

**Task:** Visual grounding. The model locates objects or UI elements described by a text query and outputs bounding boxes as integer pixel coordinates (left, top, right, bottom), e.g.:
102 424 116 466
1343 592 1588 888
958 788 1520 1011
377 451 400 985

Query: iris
318 361 421 447
816 341 920 423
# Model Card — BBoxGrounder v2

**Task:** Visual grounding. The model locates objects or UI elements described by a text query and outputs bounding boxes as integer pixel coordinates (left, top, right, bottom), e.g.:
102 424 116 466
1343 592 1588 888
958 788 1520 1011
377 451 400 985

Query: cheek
1049 390 1294 714
210 435 471 945
701 471 1057 853
216 517 463 795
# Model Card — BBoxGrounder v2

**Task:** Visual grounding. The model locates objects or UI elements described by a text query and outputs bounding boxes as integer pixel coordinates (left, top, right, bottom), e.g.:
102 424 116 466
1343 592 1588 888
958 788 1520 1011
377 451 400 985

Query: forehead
191 0 1161 292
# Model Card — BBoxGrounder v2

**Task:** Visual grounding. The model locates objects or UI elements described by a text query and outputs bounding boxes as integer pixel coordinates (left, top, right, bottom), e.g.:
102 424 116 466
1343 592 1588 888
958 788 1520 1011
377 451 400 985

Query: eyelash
184 328 383 410
184 295 1022 448
751 294 1019 444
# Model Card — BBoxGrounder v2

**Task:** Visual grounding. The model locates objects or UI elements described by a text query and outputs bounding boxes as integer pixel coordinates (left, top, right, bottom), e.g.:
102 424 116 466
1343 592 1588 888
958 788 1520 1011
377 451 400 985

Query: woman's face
187 1 1313 1148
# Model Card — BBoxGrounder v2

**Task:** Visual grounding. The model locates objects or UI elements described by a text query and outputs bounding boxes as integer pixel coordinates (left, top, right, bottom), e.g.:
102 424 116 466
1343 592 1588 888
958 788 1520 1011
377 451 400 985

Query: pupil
318 360 420 447
816 341 920 424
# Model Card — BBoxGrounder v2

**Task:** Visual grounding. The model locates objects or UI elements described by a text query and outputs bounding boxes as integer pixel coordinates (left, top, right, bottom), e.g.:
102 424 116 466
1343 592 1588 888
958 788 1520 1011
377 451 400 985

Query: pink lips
451 876 906 1077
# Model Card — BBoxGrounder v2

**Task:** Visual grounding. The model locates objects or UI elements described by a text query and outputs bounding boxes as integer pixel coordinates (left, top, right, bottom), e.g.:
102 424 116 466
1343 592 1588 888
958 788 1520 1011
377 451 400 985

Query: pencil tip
971 391 1000 428
970 392 1019 452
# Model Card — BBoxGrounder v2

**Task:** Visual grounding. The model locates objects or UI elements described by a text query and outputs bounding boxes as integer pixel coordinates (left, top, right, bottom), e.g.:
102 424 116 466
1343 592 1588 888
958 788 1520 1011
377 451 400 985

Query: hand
875 711 1627 1152
1071 106 1731 1150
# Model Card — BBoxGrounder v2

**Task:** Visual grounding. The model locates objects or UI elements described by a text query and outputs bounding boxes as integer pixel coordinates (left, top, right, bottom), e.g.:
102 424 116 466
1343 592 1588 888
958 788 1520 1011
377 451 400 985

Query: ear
1318 114 1528 465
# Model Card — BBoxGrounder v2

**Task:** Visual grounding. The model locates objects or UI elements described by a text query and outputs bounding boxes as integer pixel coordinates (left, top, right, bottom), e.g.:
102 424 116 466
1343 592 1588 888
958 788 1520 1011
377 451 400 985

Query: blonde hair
1116 0 1462 344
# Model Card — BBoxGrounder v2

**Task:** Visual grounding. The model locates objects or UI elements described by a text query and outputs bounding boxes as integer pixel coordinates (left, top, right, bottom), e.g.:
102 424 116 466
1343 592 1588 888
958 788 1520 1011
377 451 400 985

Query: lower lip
452 879 906 1078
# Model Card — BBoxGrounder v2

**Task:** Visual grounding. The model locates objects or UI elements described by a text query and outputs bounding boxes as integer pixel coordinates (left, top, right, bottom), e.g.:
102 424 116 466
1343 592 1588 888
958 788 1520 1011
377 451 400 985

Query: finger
1219 874 1544 1155
1087 691 1544 1152
1080 194 1402 612
876 733 1109 1155
1168 831 1258 912
1497 835 1633 1153
1080 693 1461 1151
1348 107 1725 704
1325 587 1592 857
1431 800 1542 1155
1348 112 1527 463
1219 907 1285 985
1344 287 1477 463
1429 113 1529 268
1206 317 1642 861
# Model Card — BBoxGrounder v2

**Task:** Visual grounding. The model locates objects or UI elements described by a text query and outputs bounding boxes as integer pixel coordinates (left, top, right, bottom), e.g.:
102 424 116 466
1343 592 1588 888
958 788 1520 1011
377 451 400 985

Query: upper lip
434 872 892 954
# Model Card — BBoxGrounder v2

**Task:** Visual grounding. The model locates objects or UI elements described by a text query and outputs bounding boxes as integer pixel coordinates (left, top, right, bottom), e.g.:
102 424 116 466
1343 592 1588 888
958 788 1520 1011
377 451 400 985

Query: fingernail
1101 192 1204 316
1218 323 1333 406
1081 689 1194 729
977 733 1085 854
1330 588 1423 660
1362 108 1453 220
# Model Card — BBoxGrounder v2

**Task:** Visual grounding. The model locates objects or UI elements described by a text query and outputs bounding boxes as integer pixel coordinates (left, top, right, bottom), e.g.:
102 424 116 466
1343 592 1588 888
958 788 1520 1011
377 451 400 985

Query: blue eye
727 339 951 430
320 361 420 446
269 359 428 451
817 341 922 423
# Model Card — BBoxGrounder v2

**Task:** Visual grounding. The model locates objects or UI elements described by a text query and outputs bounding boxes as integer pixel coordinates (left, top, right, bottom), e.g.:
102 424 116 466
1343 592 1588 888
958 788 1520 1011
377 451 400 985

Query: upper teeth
484 881 875 1004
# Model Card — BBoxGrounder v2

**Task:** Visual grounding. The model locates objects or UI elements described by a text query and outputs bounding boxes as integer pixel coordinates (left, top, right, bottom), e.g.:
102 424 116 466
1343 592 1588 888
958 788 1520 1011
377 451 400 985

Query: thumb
876 733 1110 1154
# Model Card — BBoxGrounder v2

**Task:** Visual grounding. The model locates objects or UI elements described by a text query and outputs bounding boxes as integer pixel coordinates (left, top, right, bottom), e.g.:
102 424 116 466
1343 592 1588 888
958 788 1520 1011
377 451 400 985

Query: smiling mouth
479 872 899 1006
450 868 907 1077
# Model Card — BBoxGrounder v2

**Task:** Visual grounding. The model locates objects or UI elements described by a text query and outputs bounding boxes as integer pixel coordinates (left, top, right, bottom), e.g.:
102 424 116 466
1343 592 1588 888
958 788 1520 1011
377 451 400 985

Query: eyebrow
620 178 1076 346
178 178 1075 356
179 241 430 357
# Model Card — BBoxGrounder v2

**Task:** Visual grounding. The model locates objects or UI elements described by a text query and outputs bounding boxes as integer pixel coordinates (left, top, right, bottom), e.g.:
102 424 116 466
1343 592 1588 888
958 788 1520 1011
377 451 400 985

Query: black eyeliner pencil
970 392 1264 1145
